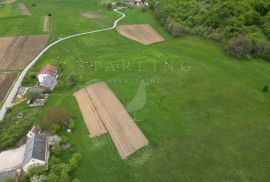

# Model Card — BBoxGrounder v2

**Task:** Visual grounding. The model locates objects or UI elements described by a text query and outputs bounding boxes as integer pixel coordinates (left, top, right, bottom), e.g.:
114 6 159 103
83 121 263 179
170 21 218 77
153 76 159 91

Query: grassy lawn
1 0 270 181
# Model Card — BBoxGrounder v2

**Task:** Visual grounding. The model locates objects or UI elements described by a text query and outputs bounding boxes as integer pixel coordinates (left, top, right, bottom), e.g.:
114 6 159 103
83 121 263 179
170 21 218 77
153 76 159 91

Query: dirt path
43 16 49 32
19 3 31 16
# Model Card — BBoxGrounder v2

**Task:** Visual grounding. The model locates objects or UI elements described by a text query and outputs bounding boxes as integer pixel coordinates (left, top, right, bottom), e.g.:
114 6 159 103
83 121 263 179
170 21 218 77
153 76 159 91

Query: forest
148 0 270 60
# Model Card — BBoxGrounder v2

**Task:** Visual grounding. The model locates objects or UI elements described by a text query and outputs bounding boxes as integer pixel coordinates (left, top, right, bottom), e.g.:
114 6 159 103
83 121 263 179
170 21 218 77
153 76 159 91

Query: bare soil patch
43 16 49 32
82 12 102 19
116 24 164 45
19 3 31 16
0 145 25 172
0 35 49 70
0 72 17 104
0 0 16 4
81 82 148 159
74 89 107 137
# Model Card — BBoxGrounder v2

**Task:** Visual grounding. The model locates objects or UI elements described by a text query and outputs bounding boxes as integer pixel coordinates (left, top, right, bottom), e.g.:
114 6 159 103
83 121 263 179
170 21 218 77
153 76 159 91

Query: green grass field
1 0 270 181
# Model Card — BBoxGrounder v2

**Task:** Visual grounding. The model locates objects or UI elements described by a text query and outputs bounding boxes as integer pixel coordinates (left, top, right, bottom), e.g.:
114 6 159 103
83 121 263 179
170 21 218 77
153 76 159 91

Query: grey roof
39 76 56 90
23 133 47 165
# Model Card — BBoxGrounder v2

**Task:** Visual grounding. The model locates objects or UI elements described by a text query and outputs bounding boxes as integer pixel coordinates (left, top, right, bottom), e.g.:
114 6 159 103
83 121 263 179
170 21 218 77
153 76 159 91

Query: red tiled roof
31 125 41 133
39 64 57 76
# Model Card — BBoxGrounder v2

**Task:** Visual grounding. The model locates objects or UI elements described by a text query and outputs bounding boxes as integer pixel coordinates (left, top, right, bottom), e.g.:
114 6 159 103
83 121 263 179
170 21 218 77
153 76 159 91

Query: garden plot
0 35 49 70
0 72 17 103
74 82 148 159
74 88 107 137
116 24 164 45
19 3 31 16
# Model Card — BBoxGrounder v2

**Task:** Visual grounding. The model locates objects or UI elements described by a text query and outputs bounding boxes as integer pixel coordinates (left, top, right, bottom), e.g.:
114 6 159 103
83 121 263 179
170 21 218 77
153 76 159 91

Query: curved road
0 9 126 121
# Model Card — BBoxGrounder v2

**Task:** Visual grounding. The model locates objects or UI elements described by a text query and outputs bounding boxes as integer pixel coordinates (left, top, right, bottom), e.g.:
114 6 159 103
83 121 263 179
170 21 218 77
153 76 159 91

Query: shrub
66 74 78 87
44 106 72 128
262 85 268 92
228 33 252 59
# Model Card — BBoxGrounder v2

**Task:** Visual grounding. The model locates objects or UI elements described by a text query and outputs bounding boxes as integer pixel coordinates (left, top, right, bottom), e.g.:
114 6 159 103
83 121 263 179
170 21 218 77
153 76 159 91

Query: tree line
148 0 270 60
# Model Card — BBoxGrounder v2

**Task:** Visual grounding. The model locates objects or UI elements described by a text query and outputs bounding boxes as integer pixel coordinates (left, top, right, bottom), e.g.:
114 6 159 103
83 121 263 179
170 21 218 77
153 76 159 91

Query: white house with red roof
37 64 58 83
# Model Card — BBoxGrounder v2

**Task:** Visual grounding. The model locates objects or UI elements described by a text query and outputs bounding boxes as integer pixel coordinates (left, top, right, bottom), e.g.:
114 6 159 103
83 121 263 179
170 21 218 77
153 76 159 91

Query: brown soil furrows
116 24 164 45
0 35 49 70
19 3 31 16
74 89 107 137
43 16 49 32
0 0 16 4
0 73 17 103
86 82 148 159
82 12 102 19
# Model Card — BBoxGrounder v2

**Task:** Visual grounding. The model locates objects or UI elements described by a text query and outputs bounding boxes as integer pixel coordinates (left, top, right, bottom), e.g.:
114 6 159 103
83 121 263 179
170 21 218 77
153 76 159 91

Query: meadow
1 0 270 181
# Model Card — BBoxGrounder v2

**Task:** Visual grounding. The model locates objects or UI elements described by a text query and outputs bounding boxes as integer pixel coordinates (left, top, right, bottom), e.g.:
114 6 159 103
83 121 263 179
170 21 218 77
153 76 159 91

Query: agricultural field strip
86 82 148 159
0 9 126 121
74 89 107 137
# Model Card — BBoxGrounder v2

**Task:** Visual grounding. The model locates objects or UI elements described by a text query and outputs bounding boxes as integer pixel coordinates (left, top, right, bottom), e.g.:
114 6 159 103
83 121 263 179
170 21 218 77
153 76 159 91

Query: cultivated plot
74 82 148 159
19 3 31 16
43 16 49 32
0 35 49 70
116 24 164 45
82 11 102 19
0 72 17 103
74 89 107 137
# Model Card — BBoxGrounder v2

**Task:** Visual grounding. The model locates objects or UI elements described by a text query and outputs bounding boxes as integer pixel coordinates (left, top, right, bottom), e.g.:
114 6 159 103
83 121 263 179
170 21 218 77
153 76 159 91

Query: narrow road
0 9 126 121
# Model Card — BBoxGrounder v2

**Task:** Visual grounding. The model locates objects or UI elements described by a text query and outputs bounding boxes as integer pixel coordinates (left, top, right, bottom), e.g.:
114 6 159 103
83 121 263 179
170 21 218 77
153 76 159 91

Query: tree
72 179 80 182
47 173 59 182
51 144 62 155
31 175 47 182
44 106 72 128
69 153 82 170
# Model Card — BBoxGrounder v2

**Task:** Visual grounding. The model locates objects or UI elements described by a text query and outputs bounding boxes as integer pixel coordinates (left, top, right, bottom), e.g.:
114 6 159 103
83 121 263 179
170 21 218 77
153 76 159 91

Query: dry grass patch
116 24 164 45
19 3 31 16
0 72 17 103
0 0 16 4
0 35 49 70
82 11 103 19
43 16 49 32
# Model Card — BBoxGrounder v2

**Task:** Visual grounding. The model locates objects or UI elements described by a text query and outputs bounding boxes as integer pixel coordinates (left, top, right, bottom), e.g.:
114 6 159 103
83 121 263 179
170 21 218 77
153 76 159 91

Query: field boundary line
0 9 126 121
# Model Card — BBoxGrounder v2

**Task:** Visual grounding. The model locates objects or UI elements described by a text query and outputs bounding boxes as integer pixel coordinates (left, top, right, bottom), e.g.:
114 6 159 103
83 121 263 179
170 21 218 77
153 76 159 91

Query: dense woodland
148 0 270 60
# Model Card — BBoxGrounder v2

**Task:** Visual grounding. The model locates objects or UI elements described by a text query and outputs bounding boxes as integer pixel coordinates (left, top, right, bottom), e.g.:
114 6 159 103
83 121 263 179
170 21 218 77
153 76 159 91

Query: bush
44 106 72 128
228 33 252 59
262 85 268 92
66 74 78 87
51 144 62 156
